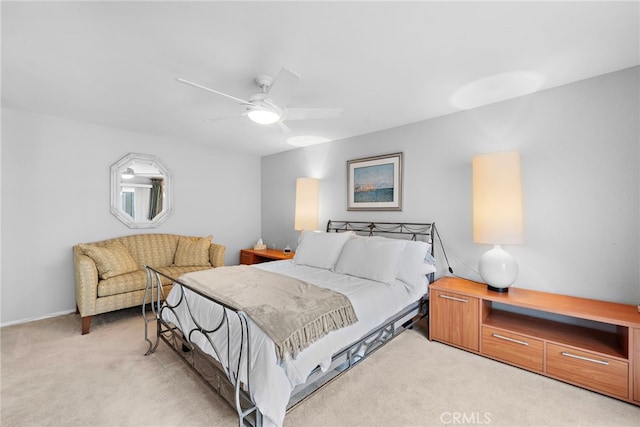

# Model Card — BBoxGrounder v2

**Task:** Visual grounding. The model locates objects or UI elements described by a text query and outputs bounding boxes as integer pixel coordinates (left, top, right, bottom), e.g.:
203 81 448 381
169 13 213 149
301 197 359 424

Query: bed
142 220 435 427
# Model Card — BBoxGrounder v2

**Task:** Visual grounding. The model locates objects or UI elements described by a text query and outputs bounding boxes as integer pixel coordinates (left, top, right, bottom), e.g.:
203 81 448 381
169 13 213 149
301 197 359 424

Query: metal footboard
142 266 262 427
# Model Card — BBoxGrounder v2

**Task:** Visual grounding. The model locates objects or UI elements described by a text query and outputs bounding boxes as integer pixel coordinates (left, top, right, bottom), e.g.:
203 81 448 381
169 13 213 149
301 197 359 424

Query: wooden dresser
429 276 640 406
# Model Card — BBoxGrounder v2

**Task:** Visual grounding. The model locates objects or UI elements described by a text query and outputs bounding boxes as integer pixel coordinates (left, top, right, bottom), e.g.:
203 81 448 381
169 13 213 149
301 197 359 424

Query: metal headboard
326 219 436 286
326 220 434 243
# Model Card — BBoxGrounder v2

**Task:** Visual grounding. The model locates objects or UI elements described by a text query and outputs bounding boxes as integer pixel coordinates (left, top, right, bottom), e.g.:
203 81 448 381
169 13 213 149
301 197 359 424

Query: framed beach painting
347 152 403 211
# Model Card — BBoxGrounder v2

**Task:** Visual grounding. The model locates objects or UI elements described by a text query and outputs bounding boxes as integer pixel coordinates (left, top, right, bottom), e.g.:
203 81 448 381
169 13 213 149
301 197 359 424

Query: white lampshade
472 151 524 292
473 151 523 244
294 177 319 231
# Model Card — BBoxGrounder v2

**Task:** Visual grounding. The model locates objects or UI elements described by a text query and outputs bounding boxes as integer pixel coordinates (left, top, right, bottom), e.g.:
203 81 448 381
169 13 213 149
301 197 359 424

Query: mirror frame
110 152 173 228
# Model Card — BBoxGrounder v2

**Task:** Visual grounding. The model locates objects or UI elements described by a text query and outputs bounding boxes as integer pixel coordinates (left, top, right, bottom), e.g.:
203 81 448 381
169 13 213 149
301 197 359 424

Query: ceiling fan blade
204 112 244 123
265 68 300 108
284 107 343 121
176 78 251 105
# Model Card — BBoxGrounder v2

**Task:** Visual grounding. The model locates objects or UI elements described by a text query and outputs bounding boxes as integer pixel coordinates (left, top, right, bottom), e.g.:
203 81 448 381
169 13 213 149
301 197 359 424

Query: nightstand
240 248 295 265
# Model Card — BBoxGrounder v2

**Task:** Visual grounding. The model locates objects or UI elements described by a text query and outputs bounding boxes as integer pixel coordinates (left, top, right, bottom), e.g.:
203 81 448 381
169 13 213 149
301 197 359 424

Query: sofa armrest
73 246 99 317
209 243 226 267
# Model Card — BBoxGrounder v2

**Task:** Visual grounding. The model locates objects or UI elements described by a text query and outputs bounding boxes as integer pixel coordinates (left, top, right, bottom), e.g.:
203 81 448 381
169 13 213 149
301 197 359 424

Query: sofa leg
81 316 92 335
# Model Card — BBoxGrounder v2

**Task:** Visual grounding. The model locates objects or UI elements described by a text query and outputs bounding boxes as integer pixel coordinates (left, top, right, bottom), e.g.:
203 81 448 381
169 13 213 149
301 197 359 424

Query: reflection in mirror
110 153 172 228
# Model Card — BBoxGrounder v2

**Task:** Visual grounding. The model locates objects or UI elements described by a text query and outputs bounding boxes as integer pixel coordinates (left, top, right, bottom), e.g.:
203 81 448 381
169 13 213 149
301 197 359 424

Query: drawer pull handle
439 294 468 303
561 351 609 366
492 333 528 346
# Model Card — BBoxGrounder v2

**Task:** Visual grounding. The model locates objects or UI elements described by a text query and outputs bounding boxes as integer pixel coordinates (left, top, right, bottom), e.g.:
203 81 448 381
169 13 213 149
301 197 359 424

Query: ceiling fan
176 67 342 132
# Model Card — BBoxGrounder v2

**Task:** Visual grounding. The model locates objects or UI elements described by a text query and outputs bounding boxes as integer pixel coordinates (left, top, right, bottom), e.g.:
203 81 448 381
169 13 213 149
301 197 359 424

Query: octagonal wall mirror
110 153 173 228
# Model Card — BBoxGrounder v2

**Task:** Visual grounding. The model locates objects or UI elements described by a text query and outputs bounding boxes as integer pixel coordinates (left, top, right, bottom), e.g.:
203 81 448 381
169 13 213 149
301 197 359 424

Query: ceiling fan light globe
248 109 281 125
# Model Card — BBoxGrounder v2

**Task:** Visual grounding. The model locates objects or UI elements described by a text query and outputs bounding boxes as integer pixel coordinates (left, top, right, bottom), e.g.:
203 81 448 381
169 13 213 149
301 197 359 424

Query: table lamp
472 151 524 292
294 177 319 231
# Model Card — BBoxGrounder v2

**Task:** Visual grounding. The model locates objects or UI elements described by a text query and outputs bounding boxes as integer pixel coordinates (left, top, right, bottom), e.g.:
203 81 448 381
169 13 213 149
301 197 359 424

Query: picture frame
347 152 403 211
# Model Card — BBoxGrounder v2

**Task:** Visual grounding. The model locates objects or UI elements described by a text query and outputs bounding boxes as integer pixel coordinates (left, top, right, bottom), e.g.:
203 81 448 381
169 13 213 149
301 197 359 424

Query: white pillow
396 240 432 287
422 262 437 276
334 236 406 285
402 263 437 295
294 231 354 270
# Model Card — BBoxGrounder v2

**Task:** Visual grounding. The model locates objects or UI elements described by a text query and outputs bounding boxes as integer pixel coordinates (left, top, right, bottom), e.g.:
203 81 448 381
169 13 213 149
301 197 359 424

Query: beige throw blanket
179 265 358 361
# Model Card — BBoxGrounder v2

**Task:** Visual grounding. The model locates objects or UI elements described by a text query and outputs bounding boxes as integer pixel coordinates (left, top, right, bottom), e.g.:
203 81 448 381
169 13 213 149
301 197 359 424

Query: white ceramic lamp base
478 244 518 292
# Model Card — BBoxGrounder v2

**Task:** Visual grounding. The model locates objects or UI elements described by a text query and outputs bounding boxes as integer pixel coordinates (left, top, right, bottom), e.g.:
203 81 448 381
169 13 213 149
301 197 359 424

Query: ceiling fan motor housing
248 92 282 115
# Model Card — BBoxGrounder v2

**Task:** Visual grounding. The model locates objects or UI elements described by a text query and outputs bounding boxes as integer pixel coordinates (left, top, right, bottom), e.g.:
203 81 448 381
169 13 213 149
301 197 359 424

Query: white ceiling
2 1 639 157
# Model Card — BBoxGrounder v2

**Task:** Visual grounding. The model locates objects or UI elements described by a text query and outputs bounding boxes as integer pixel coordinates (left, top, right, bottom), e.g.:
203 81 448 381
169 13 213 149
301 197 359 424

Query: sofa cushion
79 241 140 280
98 270 148 297
97 265 213 297
174 235 212 267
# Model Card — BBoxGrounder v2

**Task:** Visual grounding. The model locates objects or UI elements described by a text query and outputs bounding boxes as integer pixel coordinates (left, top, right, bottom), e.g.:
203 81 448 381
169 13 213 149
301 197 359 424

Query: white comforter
162 260 427 426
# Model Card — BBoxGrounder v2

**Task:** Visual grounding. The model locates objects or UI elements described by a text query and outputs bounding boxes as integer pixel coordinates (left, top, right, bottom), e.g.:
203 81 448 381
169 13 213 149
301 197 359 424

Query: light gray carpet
1 308 638 426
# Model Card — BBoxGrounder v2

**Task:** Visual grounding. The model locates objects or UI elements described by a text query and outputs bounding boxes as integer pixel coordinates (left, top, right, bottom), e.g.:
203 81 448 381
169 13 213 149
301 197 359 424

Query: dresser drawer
482 327 544 372
546 343 628 398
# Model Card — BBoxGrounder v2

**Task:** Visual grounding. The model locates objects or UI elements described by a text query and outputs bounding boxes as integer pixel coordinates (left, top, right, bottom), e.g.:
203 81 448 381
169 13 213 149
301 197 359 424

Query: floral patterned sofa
74 233 225 334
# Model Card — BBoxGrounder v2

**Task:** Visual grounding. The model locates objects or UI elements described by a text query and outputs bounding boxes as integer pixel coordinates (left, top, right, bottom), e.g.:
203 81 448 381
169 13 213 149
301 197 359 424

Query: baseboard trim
1 309 76 328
